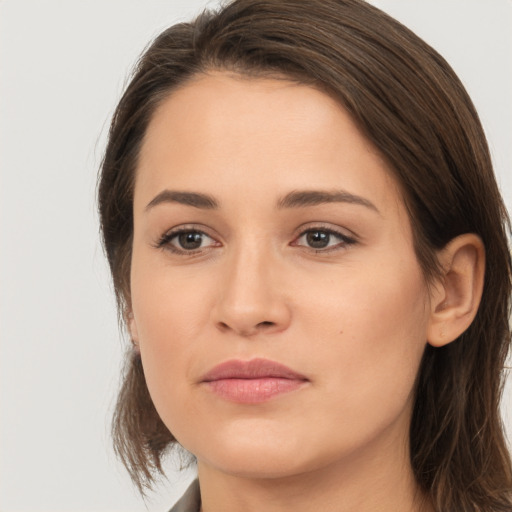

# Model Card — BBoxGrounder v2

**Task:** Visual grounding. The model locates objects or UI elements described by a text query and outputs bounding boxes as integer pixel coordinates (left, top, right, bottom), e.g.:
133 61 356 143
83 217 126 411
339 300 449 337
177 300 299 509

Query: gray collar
169 480 201 512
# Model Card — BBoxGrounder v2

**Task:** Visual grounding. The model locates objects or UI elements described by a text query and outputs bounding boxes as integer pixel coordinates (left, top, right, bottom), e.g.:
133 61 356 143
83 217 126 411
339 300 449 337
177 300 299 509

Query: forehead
135 71 404 219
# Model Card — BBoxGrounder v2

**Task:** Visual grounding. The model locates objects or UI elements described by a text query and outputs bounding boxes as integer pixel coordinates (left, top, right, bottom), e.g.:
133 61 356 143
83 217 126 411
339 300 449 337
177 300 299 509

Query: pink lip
200 358 308 403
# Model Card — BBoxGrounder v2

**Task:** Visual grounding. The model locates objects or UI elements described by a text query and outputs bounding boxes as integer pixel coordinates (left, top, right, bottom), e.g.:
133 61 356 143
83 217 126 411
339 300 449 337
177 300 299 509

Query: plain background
1 1 511 511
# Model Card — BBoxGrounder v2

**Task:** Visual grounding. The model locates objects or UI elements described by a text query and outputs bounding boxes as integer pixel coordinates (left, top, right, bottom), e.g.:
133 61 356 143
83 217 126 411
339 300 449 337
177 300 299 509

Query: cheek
300 255 429 418
129 253 214 412
131 243 213 340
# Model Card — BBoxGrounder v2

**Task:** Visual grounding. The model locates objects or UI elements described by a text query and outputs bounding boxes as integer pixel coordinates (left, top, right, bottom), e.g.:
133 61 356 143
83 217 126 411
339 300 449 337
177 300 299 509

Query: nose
212 243 292 337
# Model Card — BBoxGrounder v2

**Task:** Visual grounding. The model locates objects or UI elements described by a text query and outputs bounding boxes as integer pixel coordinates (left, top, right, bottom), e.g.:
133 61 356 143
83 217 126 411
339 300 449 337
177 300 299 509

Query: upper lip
201 358 308 382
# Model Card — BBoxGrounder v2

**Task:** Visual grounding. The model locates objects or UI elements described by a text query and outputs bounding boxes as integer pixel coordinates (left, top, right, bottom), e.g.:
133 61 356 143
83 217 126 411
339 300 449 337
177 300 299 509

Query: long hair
98 0 512 509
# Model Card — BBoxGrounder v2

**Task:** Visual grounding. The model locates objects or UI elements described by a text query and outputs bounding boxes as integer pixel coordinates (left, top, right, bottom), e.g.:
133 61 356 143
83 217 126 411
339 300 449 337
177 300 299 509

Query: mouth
200 358 309 403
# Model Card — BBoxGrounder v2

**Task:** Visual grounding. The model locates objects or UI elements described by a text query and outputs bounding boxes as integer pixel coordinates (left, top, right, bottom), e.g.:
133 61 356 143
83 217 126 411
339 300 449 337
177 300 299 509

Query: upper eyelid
293 228 356 246
161 224 218 239
165 228 217 243
293 222 358 239
296 228 350 240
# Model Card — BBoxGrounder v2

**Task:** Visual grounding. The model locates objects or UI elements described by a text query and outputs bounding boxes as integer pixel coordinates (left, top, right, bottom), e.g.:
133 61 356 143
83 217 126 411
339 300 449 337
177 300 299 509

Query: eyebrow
277 190 380 214
145 188 379 214
145 190 218 211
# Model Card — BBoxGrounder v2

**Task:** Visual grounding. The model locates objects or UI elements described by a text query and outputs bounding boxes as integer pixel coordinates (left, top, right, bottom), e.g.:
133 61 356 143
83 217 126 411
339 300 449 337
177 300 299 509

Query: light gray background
1 1 511 511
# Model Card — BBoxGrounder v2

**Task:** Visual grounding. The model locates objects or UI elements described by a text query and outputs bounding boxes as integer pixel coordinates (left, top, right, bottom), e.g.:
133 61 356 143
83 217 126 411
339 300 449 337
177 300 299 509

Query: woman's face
130 72 433 479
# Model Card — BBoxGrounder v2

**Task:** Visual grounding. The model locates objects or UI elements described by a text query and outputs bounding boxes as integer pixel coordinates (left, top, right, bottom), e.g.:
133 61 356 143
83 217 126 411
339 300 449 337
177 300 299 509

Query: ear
126 309 140 348
427 234 485 347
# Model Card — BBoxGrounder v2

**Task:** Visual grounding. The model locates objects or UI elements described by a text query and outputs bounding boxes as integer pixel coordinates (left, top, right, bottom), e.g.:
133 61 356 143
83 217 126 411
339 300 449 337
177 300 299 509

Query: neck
196 425 433 512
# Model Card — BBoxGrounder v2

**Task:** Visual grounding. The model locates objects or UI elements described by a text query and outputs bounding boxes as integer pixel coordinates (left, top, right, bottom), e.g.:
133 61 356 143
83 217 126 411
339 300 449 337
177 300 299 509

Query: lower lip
204 377 306 403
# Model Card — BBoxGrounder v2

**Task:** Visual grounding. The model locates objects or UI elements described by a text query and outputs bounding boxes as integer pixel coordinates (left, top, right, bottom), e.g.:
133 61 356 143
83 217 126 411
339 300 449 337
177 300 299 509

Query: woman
98 0 512 510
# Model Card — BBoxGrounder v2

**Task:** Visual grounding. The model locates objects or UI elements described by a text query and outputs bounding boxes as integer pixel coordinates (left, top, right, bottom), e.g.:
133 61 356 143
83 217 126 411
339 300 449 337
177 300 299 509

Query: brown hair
98 0 512 509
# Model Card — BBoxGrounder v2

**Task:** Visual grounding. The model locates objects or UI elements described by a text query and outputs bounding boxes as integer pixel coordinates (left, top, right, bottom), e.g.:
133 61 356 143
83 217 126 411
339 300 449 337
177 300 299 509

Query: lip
200 358 309 403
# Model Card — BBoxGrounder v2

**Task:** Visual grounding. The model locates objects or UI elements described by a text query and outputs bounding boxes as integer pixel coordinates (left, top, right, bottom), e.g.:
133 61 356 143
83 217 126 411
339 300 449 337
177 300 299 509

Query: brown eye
305 230 331 249
157 229 219 254
293 228 356 252
177 231 204 250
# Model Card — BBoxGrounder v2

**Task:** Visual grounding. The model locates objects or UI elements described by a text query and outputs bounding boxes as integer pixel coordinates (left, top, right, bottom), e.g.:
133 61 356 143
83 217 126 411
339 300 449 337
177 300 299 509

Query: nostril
216 319 277 336
257 321 275 328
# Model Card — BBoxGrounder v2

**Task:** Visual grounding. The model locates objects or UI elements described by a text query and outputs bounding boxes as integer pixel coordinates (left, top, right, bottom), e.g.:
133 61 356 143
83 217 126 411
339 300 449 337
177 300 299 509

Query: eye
293 228 356 252
157 228 220 254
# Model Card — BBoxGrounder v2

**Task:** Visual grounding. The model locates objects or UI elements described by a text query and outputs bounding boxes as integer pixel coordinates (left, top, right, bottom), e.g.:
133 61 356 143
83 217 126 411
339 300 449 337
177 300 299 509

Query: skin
129 72 484 512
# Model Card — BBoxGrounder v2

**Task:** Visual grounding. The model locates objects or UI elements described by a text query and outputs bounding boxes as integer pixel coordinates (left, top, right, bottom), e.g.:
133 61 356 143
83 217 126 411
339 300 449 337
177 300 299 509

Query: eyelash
291 227 357 253
155 226 357 255
155 227 219 255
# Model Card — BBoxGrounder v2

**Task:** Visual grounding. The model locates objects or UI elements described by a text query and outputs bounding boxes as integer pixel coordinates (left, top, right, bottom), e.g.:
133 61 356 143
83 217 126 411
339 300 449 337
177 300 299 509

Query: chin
184 424 357 481
200 446 316 480
180 422 314 478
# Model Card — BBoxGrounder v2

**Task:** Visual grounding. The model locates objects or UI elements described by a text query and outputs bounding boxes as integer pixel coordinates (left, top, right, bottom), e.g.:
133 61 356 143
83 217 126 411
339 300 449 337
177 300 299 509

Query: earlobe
427 234 485 347
126 309 140 349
